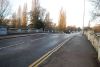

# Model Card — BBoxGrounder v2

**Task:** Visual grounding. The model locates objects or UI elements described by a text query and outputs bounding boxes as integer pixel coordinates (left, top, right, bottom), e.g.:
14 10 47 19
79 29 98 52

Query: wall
84 30 100 61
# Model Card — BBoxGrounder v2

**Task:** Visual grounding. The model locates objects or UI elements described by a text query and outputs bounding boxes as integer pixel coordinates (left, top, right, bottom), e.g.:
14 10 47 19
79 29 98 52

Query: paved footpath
40 33 100 67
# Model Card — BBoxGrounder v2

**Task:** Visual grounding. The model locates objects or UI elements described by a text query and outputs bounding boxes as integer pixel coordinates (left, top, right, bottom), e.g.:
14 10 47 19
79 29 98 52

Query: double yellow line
29 38 71 67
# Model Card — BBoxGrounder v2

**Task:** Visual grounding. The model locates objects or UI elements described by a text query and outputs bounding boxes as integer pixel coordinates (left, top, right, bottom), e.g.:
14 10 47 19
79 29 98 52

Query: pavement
40 33 100 67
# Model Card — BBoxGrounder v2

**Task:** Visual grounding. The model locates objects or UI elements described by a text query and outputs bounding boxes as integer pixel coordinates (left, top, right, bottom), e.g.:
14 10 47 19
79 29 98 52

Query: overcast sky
9 0 92 27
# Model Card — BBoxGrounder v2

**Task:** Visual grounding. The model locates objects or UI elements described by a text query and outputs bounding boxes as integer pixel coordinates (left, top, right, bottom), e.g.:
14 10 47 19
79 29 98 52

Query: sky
9 0 93 27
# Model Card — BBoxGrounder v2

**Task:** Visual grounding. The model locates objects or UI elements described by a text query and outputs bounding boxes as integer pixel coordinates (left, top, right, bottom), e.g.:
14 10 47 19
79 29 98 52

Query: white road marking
30 34 61 42
30 37 47 42
0 42 24 50
0 33 47 40
28 36 73 67
0 36 47 50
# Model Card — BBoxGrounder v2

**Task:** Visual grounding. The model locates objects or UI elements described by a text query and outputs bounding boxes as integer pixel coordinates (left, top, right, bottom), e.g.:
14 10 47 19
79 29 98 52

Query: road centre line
30 35 59 42
0 36 47 50
0 42 24 50
0 33 47 40
30 37 47 42
0 34 59 50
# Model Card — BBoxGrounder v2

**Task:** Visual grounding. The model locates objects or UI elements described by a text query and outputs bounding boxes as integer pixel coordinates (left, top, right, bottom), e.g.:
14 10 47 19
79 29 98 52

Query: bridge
0 32 99 67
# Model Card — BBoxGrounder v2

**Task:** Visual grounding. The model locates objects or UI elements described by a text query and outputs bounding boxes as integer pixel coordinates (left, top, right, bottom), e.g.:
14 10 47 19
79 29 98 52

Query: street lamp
83 0 85 34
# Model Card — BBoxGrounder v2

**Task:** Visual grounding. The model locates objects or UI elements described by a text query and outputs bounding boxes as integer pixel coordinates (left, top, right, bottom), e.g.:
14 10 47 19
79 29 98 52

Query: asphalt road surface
0 33 76 67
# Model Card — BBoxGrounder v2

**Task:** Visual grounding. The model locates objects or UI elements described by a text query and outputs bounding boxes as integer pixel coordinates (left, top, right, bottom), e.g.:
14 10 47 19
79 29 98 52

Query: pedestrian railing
84 30 100 61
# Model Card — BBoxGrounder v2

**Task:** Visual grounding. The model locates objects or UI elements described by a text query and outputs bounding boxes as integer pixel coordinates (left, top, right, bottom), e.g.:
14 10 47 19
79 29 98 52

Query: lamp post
83 0 85 34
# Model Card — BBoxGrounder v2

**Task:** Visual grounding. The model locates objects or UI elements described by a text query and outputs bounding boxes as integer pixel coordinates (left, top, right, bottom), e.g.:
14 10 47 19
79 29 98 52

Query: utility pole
83 0 85 34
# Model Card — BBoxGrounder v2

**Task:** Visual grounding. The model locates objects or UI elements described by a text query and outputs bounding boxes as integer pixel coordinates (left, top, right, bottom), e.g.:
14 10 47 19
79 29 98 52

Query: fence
7 28 44 34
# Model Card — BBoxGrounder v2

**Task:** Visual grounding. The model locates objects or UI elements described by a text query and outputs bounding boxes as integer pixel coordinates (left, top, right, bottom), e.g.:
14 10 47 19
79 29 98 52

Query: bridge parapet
84 30 100 61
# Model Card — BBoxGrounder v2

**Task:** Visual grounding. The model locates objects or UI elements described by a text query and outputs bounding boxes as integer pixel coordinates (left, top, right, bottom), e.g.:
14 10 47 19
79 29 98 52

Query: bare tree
90 0 100 20
11 12 17 28
44 12 52 30
58 8 66 32
16 6 22 29
0 0 10 25
30 0 46 29
22 3 27 29
31 0 40 28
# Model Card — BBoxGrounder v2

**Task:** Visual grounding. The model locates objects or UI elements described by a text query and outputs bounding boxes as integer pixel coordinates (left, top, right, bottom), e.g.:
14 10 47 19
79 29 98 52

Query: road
0 33 76 67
